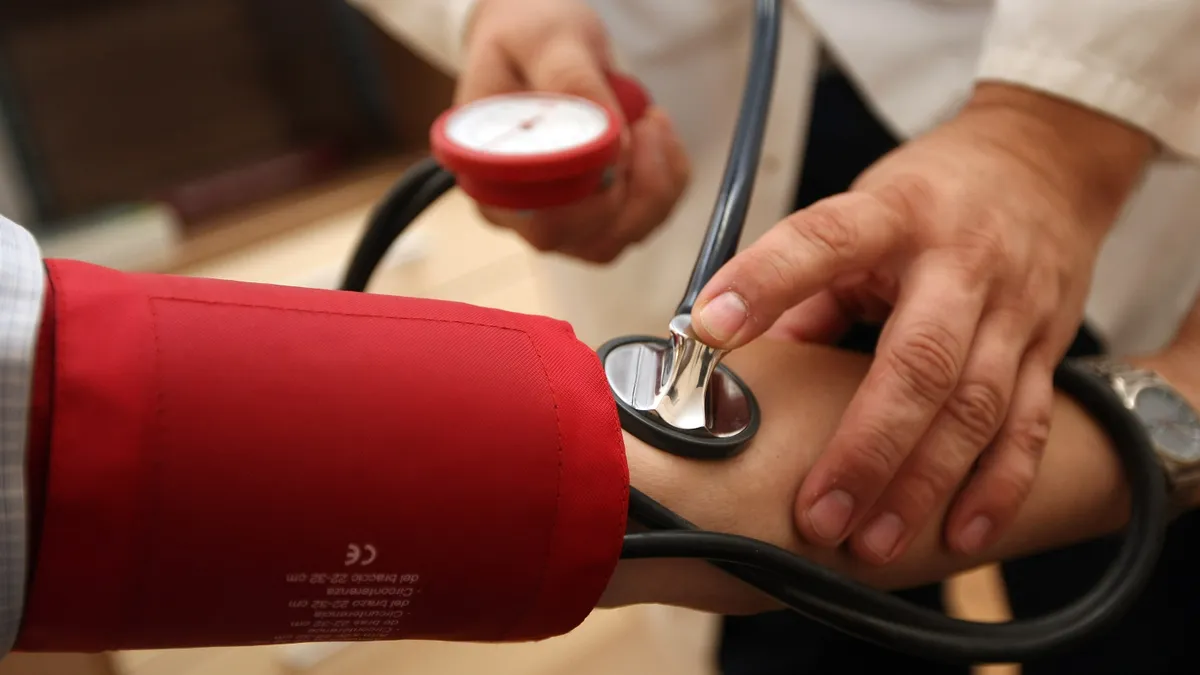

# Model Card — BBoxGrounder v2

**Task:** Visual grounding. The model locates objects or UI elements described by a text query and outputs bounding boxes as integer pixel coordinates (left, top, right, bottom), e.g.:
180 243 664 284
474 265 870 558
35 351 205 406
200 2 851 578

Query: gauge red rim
430 93 623 183
456 172 609 211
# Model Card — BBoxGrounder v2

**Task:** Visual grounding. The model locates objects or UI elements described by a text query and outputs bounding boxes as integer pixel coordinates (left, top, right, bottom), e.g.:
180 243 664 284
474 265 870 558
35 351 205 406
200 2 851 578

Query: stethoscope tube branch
340 159 456 293
674 0 782 315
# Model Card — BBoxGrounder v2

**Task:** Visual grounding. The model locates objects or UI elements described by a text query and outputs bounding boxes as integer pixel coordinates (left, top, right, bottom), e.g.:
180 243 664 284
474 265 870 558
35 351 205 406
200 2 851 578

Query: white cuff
443 0 483 70
0 216 45 655
976 45 1200 162
347 0 482 75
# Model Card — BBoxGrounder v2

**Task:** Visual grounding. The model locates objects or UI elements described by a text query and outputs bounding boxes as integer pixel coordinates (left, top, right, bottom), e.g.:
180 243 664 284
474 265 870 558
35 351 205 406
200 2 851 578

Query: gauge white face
444 93 611 156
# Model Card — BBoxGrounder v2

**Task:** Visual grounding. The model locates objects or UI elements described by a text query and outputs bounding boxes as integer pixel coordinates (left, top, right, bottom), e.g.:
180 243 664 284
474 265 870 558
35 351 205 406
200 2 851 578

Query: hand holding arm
689 78 1153 566
604 296 1200 613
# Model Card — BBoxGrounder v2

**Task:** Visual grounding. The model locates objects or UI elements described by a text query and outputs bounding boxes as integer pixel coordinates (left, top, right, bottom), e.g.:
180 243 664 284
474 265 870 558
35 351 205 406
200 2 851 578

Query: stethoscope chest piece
598 315 760 460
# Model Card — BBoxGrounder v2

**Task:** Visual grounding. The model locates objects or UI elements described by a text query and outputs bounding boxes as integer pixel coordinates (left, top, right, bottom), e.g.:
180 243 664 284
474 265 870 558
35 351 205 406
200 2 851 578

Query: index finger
794 257 987 546
690 193 906 348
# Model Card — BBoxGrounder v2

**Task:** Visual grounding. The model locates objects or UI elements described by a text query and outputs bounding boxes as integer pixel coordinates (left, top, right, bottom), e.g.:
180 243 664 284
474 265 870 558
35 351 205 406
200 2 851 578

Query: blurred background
0 1 1012 673
0 0 452 271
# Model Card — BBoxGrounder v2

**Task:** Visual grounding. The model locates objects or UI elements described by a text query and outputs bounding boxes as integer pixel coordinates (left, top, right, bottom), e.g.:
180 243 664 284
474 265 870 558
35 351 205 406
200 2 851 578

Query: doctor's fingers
459 31 620 115
944 355 1054 557
794 258 989 549
456 40 523 104
944 299 1078 554
477 122 638 254
691 193 908 348
477 185 624 256
578 108 691 263
846 308 1031 564
486 109 686 262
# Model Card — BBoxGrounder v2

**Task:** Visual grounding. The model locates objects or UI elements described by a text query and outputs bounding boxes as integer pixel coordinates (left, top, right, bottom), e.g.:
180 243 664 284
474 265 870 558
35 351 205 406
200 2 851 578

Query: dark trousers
717 69 1199 675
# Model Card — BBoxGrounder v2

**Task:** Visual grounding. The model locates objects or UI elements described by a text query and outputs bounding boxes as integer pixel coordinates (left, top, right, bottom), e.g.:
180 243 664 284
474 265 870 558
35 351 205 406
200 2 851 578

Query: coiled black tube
340 158 455 292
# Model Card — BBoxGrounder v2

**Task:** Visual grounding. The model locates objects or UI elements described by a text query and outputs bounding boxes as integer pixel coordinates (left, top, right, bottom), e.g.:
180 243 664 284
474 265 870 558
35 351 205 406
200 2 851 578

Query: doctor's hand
456 0 690 263
602 303 1200 613
689 83 1154 565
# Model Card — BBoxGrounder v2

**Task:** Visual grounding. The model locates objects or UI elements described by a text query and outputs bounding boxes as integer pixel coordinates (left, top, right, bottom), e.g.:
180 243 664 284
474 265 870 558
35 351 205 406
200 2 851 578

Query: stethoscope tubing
675 0 782 315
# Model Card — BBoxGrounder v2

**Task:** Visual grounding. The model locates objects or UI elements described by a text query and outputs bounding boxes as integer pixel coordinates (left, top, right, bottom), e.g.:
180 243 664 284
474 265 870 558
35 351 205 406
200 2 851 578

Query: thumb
457 39 525 103
457 33 616 113
523 36 622 117
690 193 903 349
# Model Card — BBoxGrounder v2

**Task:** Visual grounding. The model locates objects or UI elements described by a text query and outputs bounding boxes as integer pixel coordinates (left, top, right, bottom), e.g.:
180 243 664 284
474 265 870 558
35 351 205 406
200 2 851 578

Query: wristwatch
1074 356 1200 512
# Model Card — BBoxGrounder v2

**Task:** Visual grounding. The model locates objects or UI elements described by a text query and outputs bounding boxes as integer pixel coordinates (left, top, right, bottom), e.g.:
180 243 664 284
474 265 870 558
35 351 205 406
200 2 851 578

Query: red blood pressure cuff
17 260 629 651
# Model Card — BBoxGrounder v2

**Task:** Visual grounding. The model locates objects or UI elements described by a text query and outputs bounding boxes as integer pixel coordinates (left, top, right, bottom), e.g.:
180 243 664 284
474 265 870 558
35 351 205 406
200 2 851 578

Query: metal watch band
1072 355 1200 513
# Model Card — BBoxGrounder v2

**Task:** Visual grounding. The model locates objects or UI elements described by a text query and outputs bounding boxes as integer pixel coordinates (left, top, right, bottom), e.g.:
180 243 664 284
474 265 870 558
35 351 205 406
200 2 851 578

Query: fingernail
696 292 748 343
863 512 904 560
958 516 993 554
807 490 854 542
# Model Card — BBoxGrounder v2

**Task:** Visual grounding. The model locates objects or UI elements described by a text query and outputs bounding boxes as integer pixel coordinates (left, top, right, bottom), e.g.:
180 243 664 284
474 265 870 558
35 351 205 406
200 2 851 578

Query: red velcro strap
17 260 628 651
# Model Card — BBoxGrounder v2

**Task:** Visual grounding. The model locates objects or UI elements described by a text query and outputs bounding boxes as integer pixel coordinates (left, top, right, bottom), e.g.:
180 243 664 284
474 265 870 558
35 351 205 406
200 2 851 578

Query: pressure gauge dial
430 73 650 210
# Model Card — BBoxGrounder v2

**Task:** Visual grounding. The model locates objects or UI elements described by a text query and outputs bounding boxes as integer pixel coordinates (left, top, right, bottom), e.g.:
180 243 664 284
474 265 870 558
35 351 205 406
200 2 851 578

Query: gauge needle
480 100 558 151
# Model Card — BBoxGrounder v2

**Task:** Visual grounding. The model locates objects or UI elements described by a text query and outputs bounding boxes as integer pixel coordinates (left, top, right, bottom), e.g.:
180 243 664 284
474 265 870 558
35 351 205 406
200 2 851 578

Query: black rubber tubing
674 0 781 315
339 157 454 292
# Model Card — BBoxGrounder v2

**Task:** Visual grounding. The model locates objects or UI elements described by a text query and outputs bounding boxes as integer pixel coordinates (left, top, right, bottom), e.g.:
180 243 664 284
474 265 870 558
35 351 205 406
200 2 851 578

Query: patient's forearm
605 340 1172 612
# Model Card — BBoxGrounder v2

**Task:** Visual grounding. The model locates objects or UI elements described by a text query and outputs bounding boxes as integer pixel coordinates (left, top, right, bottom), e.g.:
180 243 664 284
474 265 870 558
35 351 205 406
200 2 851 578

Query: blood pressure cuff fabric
16 260 629 651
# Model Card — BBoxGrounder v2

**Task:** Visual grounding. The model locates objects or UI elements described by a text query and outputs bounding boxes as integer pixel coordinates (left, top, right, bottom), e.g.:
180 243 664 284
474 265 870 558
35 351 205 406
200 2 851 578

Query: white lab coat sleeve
344 0 481 74
976 0 1200 161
